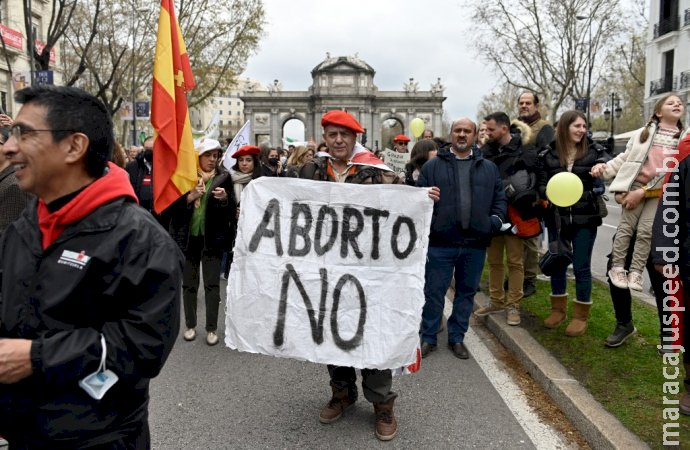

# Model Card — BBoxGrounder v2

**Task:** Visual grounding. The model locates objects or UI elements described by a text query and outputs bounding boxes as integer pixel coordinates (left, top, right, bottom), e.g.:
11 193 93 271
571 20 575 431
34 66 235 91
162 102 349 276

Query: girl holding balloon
537 110 610 337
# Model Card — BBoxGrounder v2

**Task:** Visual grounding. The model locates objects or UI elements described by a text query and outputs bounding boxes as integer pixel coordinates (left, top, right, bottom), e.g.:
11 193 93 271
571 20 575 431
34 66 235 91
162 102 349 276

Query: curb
473 291 650 450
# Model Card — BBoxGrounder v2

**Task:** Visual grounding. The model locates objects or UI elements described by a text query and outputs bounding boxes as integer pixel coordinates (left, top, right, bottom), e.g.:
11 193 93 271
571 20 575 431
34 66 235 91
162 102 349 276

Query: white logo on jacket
58 250 91 270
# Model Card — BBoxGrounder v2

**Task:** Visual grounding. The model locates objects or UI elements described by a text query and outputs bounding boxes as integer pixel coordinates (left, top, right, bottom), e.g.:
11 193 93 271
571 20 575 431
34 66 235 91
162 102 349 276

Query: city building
0 0 60 116
645 0 690 122
189 77 267 140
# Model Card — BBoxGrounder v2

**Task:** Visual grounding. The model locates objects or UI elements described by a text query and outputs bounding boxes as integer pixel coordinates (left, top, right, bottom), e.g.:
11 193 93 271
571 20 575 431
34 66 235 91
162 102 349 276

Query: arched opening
380 118 404 150
282 118 306 149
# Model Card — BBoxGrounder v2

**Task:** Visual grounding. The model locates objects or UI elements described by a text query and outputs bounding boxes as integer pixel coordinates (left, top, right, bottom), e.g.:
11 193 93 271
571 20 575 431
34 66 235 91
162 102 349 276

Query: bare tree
22 0 78 71
469 0 625 118
61 0 265 116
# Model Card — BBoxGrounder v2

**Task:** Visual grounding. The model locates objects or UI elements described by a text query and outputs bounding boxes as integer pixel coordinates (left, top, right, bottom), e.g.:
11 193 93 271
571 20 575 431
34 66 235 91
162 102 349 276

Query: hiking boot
374 396 398 441
183 328 196 341
604 322 636 348
608 267 628 289
627 271 644 291
319 386 357 424
506 305 521 326
475 303 505 317
522 279 536 298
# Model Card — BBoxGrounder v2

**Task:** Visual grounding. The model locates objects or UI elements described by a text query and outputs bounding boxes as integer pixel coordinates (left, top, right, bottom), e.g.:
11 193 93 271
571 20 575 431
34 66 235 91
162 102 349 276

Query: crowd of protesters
1 85 690 446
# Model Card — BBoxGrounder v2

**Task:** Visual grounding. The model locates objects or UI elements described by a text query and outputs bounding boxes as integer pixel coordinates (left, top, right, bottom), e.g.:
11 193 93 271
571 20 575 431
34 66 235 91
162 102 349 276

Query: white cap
195 138 221 156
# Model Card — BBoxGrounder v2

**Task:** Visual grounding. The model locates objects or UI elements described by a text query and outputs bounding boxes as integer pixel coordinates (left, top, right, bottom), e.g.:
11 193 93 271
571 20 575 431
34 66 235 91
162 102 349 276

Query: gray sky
241 0 499 139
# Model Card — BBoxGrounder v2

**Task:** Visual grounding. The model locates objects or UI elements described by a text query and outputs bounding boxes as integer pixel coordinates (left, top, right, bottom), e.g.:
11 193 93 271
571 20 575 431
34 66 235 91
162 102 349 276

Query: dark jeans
549 225 597 302
327 365 395 404
607 233 681 341
420 245 486 345
183 236 222 332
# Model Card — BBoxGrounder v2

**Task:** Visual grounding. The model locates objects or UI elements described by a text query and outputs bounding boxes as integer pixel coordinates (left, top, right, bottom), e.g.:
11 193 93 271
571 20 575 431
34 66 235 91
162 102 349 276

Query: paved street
148 285 568 449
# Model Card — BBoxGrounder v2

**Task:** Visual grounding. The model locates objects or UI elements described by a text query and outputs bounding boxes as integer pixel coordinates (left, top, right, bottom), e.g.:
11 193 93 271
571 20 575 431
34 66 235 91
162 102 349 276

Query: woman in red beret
230 145 263 219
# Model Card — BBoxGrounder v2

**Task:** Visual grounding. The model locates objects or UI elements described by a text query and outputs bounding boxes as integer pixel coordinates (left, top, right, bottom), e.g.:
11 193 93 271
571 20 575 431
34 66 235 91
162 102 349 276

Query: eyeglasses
10 124 75 141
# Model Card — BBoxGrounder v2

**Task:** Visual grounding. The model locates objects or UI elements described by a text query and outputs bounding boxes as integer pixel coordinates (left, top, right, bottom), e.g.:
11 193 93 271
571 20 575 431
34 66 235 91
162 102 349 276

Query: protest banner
225 177 432 370
383 148 410 174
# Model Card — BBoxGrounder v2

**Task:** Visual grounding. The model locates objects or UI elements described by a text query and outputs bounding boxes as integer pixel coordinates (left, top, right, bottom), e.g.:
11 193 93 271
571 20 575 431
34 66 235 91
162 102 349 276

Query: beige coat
602 124 688 192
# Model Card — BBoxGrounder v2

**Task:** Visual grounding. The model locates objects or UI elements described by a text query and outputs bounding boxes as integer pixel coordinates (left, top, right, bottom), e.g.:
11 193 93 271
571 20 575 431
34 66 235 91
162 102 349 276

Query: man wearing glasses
0 118 33 234
0 86 183 448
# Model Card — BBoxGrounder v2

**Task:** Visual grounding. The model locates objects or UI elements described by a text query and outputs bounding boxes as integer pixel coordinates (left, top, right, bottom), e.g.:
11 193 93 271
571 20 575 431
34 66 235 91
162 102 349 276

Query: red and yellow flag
151 0 197 214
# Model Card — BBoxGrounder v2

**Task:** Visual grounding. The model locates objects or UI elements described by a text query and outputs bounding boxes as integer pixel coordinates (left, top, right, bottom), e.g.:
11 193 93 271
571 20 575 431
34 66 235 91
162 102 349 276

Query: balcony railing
654 16 680 38
680 71 690 90
649 76 677 96
685 8 690 27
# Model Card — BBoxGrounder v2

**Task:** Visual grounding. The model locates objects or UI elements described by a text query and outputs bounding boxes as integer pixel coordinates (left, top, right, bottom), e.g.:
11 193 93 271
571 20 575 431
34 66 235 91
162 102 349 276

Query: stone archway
380 116 404 150
282 117 306 147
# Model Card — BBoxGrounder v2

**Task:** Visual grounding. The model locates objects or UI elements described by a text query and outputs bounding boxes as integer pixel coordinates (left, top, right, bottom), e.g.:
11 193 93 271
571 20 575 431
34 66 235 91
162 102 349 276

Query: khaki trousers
487 234 524 306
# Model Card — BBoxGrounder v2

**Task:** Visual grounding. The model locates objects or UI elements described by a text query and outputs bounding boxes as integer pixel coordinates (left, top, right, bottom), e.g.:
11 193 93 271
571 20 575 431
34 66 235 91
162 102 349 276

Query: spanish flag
151 0 197 214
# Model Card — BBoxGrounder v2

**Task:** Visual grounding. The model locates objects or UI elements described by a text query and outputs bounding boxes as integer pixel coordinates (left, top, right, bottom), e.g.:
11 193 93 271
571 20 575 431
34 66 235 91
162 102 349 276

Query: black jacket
481 135 539 219
417 148 506 248
651 155 690 283
537 139 610 228
167 170 237 255
0 197 183 448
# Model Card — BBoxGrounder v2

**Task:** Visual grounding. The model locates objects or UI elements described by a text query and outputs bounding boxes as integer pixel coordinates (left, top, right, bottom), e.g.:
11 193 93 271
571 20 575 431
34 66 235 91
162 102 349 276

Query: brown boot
544 294 567 329
373 396 398 441
319 386 357 424
565 301 592 337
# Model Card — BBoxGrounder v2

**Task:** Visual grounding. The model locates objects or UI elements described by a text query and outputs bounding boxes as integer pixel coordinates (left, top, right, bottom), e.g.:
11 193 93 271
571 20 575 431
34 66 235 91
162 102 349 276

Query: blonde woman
285 145 315 177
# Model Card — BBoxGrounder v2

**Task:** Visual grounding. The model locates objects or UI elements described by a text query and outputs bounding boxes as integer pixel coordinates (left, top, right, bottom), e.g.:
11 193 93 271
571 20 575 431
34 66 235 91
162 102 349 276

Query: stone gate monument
241 54 446 149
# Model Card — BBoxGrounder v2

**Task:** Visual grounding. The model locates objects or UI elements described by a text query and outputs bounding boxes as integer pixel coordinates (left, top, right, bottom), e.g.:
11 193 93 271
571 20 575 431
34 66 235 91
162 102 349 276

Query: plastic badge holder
79 334 119 400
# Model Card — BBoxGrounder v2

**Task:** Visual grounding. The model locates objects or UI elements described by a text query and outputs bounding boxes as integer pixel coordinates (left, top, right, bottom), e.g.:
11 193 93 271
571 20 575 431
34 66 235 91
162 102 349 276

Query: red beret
232 145 261 158
394 135 411 143
321 110 364 134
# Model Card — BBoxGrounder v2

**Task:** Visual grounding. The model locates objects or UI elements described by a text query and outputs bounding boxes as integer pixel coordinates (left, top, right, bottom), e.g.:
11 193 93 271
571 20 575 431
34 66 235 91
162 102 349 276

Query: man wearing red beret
299 110 438 441
393 134 410 154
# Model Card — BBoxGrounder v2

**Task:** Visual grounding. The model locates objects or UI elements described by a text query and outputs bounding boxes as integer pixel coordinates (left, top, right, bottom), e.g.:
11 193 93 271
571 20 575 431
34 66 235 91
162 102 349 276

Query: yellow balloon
546 172 584 207
410 118 425 138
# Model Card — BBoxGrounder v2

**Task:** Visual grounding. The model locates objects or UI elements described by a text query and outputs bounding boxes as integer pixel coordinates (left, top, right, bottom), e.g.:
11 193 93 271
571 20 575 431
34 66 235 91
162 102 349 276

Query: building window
219 100 223 105
237 111 240 115
220 120 224 125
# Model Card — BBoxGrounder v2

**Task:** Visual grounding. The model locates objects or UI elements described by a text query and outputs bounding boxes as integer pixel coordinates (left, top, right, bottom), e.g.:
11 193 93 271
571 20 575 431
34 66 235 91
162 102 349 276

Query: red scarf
37 163 138 250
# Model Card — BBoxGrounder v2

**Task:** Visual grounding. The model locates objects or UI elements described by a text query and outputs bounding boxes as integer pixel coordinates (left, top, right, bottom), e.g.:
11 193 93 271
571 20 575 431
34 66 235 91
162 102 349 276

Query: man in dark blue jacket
417 117 506 359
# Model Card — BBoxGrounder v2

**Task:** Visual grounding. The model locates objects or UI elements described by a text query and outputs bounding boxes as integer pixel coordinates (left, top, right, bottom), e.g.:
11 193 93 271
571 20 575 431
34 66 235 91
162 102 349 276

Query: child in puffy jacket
591 94 685 291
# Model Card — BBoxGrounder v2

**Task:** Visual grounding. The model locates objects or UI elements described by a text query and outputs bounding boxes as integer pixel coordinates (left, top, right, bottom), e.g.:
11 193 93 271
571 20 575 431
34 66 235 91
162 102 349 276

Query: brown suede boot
544 294 567 329
565 301 592 337
319 386 357 424
373 396 398 441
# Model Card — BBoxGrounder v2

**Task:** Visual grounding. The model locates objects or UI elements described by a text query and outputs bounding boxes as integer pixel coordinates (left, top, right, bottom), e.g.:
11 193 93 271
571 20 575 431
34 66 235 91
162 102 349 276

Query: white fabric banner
225 177 433 370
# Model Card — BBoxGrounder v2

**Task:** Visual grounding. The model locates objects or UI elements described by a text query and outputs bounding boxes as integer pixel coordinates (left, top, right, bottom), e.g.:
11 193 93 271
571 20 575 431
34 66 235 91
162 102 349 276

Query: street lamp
576 15 593 128
603 93 623 139
131 6 149 146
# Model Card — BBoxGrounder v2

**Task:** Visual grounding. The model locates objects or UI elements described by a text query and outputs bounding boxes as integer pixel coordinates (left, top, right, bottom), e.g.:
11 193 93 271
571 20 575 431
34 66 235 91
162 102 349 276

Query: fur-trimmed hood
510 119 533 146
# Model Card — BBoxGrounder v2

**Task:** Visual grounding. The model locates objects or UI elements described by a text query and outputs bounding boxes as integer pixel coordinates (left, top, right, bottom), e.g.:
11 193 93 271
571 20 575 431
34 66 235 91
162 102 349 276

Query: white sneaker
206 331 219 346
183 328 196 341
608 267 628 289
628 271 644 291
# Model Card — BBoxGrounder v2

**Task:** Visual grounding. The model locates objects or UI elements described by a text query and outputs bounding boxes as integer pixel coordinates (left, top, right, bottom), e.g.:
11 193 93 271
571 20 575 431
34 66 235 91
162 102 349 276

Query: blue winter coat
417 148 507 248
